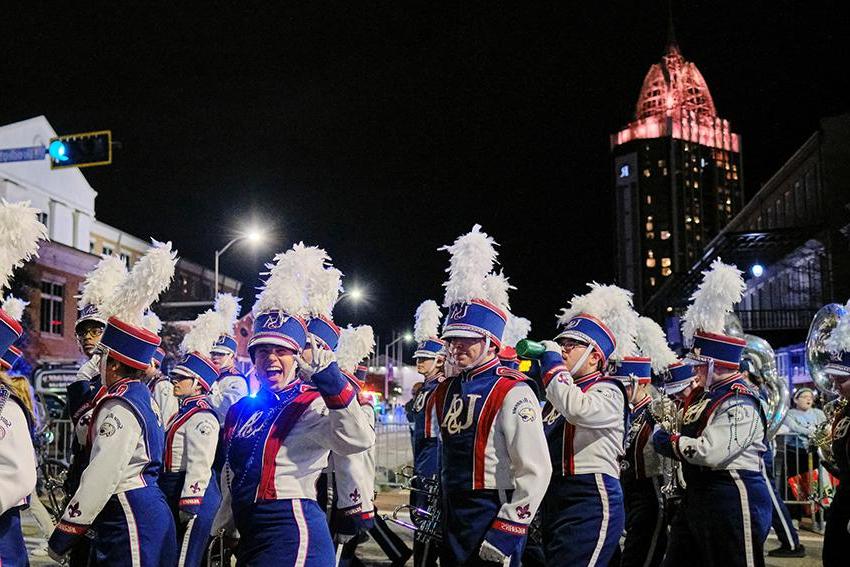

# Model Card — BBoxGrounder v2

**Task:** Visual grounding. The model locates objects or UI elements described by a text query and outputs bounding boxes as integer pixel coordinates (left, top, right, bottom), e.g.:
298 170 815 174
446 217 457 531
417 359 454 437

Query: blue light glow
750 264 765 278
48 140 69 162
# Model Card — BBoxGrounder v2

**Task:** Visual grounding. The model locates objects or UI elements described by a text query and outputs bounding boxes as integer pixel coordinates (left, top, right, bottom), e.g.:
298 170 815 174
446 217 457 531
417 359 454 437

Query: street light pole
383 331 413 401
213 236 244 297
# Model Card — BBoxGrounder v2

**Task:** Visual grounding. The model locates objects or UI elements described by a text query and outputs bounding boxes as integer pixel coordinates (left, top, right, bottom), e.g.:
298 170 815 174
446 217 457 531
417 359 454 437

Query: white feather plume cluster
254 243 329 317
825 300 850 355
557 282 639 361
0 200 48 291
636 316 677 372
1 295 28 322
336 325 375 373
181 307 230 356
305 250 343 318
214 293 242 331
502 314 531 348
142 311 163 334
440 224 500 307
78 256 128 311
681 258 745 345
100 240 177 326
414 300 442 343
483 271 514 311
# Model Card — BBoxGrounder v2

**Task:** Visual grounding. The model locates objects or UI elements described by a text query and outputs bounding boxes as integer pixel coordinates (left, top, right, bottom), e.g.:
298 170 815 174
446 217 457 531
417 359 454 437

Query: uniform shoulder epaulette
496 367 526 381
730 382 756 396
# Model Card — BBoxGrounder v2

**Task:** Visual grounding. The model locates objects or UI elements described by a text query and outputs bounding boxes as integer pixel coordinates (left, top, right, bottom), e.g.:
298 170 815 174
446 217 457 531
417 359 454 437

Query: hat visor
413 352 439 360
441 329 486 340
664 379 693 395
210 346 234 355
248 335 301 353
75 315 107 331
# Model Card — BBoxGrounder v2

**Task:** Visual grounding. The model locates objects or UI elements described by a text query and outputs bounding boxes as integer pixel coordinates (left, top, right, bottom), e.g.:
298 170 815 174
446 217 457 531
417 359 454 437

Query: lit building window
657 160 666 167
647 250 655 259
662 167 668 176
643 168 651 177
661 267 672 276
660 230 671 240
646 216 653 231
694 216 701 224
40 281 65 335
693 181 699 188
661 258 671 268
685 216 692 223
646 258 656 268
646 232 655 240
649 277 657 286
646 195 652 205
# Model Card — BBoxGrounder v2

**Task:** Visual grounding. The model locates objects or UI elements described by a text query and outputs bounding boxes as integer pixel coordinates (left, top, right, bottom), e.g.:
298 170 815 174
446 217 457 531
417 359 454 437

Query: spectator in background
782 387 827 521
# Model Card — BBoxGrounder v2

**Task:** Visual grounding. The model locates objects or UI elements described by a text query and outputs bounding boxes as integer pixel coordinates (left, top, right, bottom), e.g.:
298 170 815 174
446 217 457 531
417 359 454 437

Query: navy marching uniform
538 312 628 567
209 335 250 425
653 331 771 567
159 349 221 567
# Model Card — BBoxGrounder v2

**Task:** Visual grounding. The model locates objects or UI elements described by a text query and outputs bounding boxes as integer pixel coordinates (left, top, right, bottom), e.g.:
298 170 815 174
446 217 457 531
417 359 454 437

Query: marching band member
821 300 850 567
614 317 677 567
141 310 179 427
425 225 551 566
208 293 249 423
160 302 228 566
409 300 446 567
329 325 380 562
0 201 46 566
48 241 179 566
537 283 634 567
212 243 374 566
652 259 770 567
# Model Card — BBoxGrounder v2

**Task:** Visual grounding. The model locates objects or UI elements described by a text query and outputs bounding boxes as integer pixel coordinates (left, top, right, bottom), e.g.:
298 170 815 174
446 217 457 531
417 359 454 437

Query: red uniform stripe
473 378 518 489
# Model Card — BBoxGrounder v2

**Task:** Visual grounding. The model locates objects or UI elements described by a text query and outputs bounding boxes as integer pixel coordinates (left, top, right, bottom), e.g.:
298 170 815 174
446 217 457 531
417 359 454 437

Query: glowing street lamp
214 227 266 296
750 263 765 278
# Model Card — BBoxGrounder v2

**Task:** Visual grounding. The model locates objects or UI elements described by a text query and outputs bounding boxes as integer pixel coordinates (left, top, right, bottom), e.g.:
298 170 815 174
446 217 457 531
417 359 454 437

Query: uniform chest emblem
413 390 428 413
834 417 850 441
442 393 481 435
683 399 710 425
542 405 561 426
236 410 267 438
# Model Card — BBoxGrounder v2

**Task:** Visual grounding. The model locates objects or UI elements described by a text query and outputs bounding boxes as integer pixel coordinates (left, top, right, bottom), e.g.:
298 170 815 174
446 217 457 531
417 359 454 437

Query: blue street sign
0 146 46 164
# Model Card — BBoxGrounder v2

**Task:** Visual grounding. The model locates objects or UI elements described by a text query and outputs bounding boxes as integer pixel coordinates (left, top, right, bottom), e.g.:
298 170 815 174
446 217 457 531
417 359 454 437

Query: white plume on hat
557 282 639 361
414 300 442 343
440 224 500 307
636 316 677 373
0 200 48 291
483 270 514 311
100 240 177 326
502 314 531 348
254 242 328 318
181 308 229 356
142 311 163 334
306 251 343 319
1 295 28 322
214 293 242 333
681 258 745 346
78 256 128 312
825 300 850 355
336 325 375 373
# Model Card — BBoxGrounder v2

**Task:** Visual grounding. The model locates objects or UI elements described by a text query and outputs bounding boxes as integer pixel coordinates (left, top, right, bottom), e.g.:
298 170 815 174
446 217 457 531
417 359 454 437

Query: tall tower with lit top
611 32 743 309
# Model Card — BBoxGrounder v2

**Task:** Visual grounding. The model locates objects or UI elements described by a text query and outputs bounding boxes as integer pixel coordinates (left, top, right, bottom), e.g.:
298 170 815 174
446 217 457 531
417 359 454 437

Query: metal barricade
770 433 829 532
374 420 414 487
44 419 75 464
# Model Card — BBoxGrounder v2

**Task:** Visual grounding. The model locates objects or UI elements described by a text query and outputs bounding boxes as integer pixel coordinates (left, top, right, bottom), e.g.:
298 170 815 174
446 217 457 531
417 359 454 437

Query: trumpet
382 466 442 544
649 395 687 496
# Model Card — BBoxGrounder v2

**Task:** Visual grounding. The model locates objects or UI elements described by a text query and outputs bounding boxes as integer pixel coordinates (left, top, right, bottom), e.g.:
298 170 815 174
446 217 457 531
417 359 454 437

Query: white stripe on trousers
589 473 611 567
177 517 195 567
761 465 794 547
117 493 141 567
292 500 309 567
730 470 755 567
642 476 665 567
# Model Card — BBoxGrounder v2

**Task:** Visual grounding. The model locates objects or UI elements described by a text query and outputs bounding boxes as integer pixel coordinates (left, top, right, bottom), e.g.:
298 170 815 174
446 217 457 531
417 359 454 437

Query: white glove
295 348 336 380
479 540 509 564
541 340 562 354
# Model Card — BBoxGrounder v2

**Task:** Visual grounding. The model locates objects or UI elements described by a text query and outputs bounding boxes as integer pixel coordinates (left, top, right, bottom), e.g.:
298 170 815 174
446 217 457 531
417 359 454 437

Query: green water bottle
516 339 546 360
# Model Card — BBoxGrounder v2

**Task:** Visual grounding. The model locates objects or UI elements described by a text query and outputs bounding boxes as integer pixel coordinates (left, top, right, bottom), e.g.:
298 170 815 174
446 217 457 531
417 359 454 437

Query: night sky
2 2 847 344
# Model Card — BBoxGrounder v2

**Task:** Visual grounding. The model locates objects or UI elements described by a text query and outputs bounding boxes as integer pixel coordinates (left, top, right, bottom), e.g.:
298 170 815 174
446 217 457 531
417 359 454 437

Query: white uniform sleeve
309 397 375 455
545 377 623 429
333 402 377 512
494 384 552 525
209 376 249 424
180 412 220 502
676 398 764 468
0 398 37 515
61 399 141 526
153 380 179 427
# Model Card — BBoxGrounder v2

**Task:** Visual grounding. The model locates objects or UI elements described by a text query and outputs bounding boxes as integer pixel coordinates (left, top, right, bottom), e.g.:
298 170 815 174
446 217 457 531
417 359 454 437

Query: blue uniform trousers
619 476 666 567
92 486 177 566
823 481 850 567
761 448 799 549
440 489 523 567
233 499 335 567
662 469 771 567
542 473 624 567
0 508 28 567
159 471 221 566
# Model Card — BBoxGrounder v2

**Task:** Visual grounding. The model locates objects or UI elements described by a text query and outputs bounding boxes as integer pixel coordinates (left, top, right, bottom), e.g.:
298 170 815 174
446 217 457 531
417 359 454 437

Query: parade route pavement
24 490 825 566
